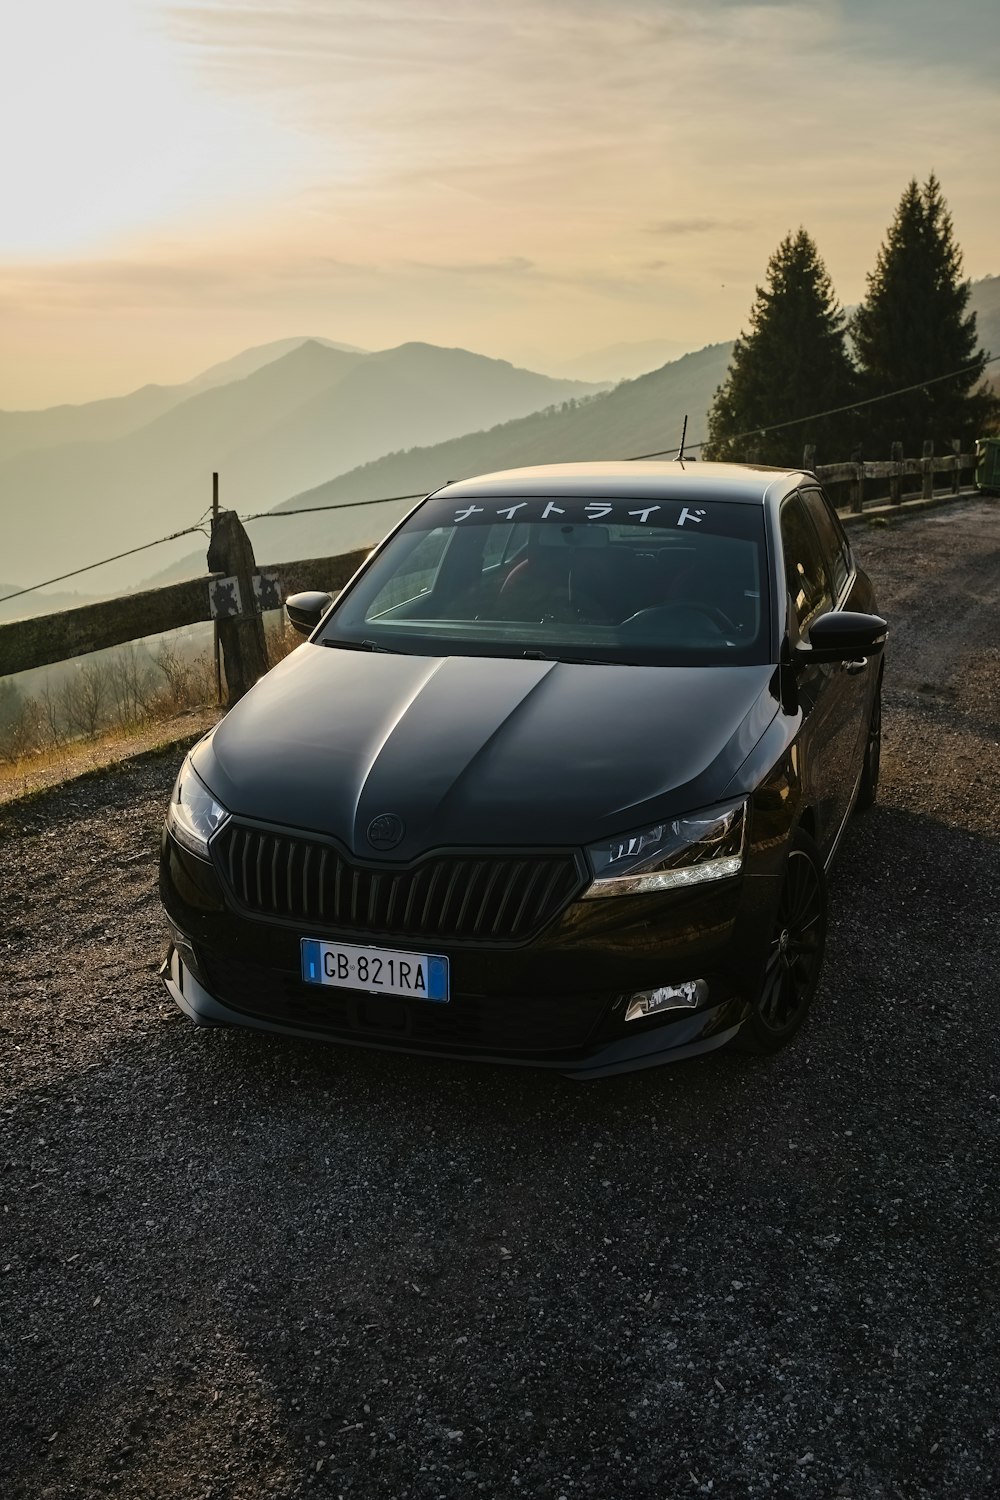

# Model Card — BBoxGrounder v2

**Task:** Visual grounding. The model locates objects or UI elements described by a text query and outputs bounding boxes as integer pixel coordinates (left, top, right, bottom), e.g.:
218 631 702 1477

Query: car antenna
676 414 688 464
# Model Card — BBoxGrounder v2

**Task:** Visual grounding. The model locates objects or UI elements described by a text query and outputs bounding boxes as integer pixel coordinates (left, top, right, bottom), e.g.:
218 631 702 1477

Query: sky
1 0 998 408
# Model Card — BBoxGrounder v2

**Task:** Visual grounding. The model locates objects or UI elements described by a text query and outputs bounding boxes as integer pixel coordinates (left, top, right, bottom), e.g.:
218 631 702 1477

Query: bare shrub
109 644 157 729
152 643 194 710
59 660 112 738
0 681 22 733
152 642 216 713
37 683 65 747
190 650 218 707
0 689 42 763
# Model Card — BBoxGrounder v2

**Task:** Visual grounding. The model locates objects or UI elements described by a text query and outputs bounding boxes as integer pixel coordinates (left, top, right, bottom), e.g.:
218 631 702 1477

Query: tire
853 676 882 814
736 830 827 1054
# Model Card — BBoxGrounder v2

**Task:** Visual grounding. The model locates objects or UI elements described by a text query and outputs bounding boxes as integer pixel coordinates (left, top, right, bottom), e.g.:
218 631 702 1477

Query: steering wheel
619 602 739 637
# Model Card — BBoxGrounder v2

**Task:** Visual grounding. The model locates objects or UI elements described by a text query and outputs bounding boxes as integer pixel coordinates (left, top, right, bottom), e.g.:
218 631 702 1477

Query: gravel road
2 498 999 1500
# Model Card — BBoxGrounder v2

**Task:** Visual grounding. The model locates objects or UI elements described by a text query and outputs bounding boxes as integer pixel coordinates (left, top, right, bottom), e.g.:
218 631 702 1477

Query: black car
160 461 885 1078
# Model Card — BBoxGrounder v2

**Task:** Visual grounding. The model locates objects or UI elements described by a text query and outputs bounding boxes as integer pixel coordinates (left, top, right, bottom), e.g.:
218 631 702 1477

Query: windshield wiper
322 638 394 654
519 649 607 665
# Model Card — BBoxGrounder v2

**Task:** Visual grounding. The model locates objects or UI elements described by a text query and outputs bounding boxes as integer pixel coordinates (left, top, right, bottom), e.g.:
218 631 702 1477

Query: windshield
321 493 770 666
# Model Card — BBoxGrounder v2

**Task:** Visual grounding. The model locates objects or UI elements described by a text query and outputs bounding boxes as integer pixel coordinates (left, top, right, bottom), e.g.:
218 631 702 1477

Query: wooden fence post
850 446 864 514
802 444 816 473
206 509 269 705
951 438 961 495
889 441 904 505
921 440 934 500
211 472 223 704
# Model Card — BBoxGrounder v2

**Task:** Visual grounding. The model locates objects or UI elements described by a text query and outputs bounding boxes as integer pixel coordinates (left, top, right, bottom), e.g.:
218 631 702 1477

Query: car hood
194 644 779 858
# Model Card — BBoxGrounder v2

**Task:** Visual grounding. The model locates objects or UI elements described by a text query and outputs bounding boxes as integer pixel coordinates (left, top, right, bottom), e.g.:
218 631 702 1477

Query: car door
778 491 861 858
798 486 874 773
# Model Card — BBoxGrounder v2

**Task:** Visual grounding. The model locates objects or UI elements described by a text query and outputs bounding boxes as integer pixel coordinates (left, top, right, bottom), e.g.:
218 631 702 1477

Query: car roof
432 460 805 506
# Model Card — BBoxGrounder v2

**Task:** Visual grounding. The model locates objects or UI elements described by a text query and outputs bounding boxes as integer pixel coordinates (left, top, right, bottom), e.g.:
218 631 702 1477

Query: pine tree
705 229 856 466
850 175 995 454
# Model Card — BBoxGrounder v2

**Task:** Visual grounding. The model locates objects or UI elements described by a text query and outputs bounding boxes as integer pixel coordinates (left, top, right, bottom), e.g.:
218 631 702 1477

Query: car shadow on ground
4 804 999 1497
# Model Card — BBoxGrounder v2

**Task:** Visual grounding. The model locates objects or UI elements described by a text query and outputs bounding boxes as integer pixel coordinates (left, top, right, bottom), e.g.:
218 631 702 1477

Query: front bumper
161 943 743 1080
159 826 782 1078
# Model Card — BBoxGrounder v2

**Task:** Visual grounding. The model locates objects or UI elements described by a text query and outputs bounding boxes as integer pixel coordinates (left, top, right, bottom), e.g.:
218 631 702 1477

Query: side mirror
798 610 887 664
285 590 334 637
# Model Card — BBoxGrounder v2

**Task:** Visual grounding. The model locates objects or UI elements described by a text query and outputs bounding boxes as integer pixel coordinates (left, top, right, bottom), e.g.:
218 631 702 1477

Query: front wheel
737 831 827 1054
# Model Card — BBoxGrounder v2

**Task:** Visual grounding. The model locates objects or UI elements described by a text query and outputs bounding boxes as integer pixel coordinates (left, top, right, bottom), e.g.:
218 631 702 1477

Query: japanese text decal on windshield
437 498 730 532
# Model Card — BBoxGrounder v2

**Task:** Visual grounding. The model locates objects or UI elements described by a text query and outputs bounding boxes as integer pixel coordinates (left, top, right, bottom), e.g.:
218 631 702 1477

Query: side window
800 488 851 597
830 502 854 589
780 495 833 631
480 522 516 571
366 527 451 614
504 521 530 566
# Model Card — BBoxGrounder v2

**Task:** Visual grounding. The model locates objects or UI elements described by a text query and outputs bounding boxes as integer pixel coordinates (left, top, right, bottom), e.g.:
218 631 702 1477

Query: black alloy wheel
738 831 827 1053
854 677 882 813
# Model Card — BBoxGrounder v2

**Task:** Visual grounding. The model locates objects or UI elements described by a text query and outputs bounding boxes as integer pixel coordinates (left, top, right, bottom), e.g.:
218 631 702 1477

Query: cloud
160 0 998 272
645 218 753 237
0 0 317 257
3 0 998 405
407 256 537 278
403 255 665 302
0 250 379 314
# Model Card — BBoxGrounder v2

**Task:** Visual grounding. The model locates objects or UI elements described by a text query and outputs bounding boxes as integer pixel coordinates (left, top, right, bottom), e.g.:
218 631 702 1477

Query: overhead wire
239 491 428 523
0 524 209 607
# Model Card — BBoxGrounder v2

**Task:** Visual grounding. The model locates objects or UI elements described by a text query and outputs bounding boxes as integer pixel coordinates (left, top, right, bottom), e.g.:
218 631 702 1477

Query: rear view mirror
285 590 334 636
799 611 887 664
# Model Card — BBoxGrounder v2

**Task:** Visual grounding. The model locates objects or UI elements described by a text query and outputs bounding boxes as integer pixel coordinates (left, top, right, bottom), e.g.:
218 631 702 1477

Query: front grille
200 955 611 1056
211 822 584 944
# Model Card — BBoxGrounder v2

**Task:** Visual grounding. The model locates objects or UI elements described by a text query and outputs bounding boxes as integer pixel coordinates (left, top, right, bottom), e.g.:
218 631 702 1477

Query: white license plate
300 938 450 1003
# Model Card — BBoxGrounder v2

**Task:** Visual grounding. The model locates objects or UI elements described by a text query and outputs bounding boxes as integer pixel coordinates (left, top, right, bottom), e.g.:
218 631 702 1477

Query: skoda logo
367 813 405 852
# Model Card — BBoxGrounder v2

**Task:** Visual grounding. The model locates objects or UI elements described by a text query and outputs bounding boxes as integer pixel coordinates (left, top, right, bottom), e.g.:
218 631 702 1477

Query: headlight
167 755 230 858
584 799 746 898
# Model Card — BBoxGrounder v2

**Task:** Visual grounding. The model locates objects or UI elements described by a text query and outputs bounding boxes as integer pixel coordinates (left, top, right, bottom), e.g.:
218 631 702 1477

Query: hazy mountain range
2 275 996 620
0 337 364 465
0 342 600 603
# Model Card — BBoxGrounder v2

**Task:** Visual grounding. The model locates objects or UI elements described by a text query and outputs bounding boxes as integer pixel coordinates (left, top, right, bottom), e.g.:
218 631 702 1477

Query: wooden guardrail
809 442 975 514
0 538 371 685
0 441 983 696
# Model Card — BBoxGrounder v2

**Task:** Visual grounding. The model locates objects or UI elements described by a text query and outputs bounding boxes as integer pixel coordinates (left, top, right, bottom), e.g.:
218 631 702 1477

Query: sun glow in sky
0 3 317 258
1 0 998 406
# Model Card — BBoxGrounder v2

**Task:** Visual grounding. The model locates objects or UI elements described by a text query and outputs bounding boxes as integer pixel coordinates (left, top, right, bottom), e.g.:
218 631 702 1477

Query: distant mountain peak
185 336 366 392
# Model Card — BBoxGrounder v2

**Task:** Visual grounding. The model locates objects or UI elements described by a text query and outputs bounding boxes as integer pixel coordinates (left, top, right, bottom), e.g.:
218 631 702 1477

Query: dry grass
0 706 222 807
0 619 299 807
